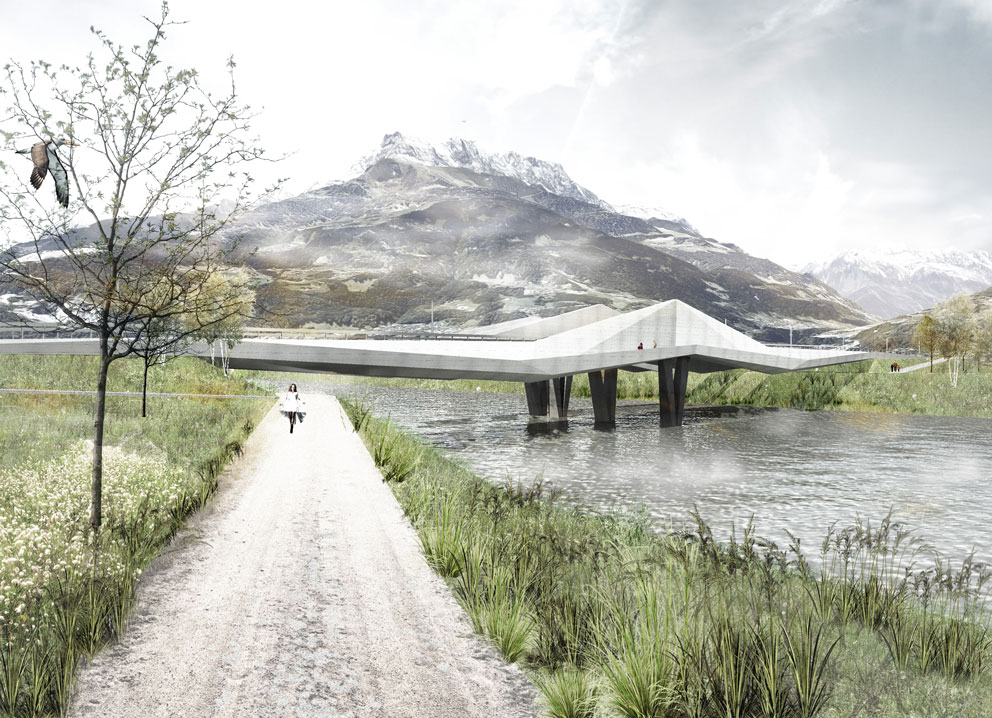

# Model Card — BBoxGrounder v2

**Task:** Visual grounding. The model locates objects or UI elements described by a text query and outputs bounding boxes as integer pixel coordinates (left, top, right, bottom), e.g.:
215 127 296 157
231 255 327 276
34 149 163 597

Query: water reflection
300 381 992 565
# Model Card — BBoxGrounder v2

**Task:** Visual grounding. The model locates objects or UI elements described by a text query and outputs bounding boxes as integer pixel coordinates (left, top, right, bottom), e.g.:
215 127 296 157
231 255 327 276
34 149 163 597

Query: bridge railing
0 325 98 340
762 343 861 351
0 324 527 343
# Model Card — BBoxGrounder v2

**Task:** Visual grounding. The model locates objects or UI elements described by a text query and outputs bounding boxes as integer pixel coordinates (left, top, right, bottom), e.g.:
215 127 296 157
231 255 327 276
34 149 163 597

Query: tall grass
342 398 992 717
687 359 992 417
0 356 271 717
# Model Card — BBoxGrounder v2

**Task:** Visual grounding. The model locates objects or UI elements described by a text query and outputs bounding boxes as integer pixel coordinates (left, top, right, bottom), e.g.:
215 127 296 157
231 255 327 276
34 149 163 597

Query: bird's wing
29 142 48 190
48 145 69 208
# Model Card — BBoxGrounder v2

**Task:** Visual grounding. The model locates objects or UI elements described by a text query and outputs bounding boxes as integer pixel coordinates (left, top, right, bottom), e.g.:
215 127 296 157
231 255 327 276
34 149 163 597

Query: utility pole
431 300 434 333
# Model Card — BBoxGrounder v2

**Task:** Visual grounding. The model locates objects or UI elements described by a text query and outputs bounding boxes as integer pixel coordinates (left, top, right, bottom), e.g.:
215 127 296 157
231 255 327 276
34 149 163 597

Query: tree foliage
933 294 975 361
973 308 992 372
912 314 939 373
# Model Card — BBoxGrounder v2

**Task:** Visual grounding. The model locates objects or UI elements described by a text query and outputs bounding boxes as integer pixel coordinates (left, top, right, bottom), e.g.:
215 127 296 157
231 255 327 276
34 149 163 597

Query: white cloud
946 0 992 28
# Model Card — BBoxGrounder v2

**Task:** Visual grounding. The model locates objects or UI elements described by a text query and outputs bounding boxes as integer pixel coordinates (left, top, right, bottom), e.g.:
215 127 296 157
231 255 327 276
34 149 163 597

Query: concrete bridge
0 300 872 427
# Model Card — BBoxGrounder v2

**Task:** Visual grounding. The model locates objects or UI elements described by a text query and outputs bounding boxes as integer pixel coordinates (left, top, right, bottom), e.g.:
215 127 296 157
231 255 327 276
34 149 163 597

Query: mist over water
304 382 992 566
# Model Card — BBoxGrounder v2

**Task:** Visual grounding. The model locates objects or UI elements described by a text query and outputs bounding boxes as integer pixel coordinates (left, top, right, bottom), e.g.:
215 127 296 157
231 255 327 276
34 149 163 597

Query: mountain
852 285 992 351
354 132 611 210
355 133 700 236
803 249 992 320
224 135 874 339
2 133 877 341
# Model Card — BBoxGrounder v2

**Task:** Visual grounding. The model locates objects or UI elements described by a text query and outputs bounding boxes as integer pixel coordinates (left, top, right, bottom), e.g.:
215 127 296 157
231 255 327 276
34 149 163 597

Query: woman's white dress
280 392 305 417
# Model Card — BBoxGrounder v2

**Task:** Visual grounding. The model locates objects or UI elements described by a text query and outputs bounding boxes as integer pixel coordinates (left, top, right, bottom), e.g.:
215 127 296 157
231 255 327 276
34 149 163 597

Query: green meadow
0 355 272 717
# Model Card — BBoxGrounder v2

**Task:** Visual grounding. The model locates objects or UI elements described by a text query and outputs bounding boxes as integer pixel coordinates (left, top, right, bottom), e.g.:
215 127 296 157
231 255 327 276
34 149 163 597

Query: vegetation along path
70 395 538 718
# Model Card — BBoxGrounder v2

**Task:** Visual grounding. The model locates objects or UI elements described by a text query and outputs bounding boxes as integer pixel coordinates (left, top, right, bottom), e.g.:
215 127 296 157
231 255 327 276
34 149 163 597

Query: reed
536 668 598 718
343 397 992 717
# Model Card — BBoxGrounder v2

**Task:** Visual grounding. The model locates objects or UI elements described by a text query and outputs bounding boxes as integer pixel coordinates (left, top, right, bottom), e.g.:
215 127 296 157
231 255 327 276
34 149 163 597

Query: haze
3 0 991 267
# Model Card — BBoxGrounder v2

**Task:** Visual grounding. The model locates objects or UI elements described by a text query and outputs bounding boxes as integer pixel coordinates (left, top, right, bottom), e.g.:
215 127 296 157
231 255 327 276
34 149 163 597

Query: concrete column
551 376 572 418
587 369 618 424
524 380 550 417
658 357 690 427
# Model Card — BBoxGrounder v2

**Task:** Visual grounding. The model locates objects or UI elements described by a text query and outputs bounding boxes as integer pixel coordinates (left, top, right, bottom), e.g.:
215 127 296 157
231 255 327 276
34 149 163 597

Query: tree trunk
930 347 933 373
91 352 110 530
142 359 150 418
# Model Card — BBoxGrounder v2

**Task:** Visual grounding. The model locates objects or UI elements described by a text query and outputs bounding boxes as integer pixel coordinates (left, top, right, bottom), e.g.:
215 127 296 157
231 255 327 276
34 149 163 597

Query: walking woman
279 383 306 433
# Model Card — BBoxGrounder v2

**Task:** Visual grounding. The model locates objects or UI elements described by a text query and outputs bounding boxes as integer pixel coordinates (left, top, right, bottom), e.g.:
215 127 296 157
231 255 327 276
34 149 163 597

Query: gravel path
70 396 539 718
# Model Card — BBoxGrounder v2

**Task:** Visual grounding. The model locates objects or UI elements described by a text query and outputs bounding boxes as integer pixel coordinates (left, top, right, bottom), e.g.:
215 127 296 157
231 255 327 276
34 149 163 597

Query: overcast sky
2 0 991 267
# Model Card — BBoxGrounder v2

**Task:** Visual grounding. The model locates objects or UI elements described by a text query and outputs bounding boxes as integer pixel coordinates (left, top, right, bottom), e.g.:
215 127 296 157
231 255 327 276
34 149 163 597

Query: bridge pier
587 369 618 424
524 380 550 417
525 377 573 418
658 357 689 427
551 376 572 419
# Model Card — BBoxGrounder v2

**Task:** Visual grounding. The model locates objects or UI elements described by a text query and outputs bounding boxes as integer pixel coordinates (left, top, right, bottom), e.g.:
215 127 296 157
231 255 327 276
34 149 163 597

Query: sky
2 0 991 268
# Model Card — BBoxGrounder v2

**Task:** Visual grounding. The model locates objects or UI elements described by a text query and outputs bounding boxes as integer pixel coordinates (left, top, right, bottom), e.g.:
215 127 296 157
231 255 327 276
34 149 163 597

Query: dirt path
896 357 947 373
70 396 539 718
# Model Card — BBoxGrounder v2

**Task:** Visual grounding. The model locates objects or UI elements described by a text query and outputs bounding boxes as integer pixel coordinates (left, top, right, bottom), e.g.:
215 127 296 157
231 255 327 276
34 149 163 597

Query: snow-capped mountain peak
613 203 696 231
803 249 992 319
354 132 612 210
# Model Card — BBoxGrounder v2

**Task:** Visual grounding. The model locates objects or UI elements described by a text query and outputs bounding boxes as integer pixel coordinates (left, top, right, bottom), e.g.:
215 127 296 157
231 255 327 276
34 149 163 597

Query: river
297 382 992 567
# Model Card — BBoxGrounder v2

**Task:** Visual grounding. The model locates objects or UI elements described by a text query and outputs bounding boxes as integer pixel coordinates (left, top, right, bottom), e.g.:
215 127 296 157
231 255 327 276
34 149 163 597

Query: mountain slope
231 151 874 339
853 285 992 351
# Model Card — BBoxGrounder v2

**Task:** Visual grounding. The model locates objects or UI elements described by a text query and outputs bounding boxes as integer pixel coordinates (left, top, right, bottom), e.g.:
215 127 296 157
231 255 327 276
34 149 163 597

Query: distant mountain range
2 132 876 341
803 249 992 320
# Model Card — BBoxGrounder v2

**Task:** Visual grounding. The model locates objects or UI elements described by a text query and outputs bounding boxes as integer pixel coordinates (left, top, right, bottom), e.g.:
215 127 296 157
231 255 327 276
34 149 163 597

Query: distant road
897 357 947 373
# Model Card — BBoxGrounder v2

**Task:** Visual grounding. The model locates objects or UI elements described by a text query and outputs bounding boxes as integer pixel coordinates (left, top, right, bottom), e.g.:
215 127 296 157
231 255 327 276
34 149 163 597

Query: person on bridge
279 383 306 434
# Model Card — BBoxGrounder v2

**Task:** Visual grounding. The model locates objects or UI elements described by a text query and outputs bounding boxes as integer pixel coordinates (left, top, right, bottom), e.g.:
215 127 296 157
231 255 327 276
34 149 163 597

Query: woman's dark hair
288 383 297 392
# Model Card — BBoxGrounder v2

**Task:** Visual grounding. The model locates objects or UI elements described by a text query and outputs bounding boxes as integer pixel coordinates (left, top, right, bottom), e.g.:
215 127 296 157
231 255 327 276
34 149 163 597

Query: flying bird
15 137 78 207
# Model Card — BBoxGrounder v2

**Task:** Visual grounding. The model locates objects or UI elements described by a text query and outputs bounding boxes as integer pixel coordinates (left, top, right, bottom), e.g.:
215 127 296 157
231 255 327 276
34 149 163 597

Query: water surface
300 382 992 565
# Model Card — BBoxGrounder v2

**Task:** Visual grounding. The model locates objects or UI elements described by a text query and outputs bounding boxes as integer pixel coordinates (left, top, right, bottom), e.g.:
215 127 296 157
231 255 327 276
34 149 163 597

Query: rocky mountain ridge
804 249 992 319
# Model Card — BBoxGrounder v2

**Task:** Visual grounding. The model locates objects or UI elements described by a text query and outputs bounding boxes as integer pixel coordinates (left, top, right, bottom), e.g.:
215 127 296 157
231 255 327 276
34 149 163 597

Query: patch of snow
13 247 99 263
257 239 306 254
614 203 693 227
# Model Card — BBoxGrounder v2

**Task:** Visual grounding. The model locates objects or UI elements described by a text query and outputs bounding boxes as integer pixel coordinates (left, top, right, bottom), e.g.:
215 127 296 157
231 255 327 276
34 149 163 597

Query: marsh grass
688 359 992 417
342 398 992 717
536 668 598 718
0 356 270 717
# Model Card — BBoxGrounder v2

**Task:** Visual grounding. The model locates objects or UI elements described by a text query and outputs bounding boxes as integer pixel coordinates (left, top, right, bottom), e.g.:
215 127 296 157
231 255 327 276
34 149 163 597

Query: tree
913 314 939 373
0 4 274 529
934 294 975 386
185 271 255 377
973 308 992 372
129 271 255 417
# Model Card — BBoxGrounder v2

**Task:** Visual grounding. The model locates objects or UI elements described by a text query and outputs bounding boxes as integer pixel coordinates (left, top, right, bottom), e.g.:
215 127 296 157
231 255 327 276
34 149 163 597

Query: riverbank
0 356 271 717
69 396 538 718
250 357 992 418
344 399 992 718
